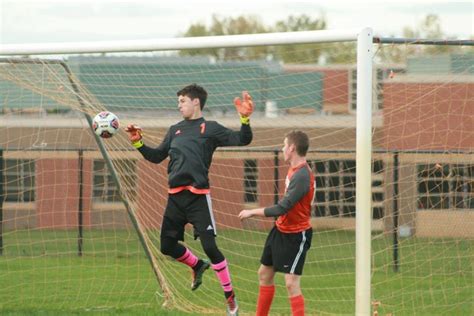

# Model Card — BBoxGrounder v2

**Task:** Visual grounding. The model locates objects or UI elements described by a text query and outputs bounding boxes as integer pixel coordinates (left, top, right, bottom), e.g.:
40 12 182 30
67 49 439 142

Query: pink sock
176 248 198 268
212 259 233 292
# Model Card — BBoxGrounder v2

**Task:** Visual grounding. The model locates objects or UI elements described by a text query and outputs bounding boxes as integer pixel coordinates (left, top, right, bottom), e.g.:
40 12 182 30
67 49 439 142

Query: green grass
0 229 471 315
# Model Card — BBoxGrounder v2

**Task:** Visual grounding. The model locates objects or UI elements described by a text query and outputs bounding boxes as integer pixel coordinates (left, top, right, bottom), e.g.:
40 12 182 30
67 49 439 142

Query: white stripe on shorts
205 194 217 235
290 230 307 274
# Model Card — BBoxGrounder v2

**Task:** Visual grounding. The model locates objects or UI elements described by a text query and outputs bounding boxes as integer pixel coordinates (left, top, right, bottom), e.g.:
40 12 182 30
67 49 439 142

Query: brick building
1 55 472 238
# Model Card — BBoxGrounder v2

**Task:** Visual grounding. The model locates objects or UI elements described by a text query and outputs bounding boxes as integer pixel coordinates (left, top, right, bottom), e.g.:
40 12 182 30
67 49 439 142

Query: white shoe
226 294 239 316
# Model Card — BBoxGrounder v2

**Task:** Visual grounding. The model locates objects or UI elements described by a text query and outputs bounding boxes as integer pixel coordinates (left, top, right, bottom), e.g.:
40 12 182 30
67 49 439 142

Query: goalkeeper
238 131 314 316
126 84 253 316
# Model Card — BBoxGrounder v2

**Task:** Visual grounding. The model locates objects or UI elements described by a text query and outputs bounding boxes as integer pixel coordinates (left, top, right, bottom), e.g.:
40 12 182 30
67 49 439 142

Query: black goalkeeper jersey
137 117 252 193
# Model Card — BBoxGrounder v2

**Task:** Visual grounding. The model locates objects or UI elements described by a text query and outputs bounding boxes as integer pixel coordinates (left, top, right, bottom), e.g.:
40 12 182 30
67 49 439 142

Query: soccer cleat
191 260 210 291
226 294 239 316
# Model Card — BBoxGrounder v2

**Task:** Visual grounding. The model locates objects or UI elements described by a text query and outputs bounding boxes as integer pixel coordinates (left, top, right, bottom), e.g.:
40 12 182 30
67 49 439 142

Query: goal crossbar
0 29 360 56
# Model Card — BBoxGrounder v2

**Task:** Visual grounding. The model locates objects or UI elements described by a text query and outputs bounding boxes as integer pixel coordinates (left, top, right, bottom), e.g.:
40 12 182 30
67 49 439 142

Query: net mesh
0 42 472 315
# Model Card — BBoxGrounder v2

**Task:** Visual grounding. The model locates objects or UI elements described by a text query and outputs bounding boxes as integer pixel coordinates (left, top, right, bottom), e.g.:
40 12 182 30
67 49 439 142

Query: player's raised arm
214 91 254 147
233 90 254 125
125 123 170 164
125 124 143 148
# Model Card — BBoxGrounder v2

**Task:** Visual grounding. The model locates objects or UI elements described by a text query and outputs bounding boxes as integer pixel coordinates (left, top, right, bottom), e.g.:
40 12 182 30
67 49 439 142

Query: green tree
375 14 461 63
270 14 327 63
179 14 327 63
417 14 455 55
179 13 466 65
323 42 357 64
179 14 270 61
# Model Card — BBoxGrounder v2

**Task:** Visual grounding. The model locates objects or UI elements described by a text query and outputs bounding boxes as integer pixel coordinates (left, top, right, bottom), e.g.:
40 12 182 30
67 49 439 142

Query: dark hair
286 130 309 156
176 84 208 110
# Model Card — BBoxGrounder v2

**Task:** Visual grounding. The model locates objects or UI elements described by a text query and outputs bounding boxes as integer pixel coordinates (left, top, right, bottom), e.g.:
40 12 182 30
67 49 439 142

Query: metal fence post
77 149 84 256
0 149 3 256
392 152 400 272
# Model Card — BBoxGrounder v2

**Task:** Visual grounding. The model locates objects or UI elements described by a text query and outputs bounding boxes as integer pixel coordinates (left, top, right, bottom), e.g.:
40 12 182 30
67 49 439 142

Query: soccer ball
92 111 120 138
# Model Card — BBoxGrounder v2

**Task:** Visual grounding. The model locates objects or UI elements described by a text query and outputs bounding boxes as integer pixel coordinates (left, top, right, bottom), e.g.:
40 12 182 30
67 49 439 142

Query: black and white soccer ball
92 111 120 138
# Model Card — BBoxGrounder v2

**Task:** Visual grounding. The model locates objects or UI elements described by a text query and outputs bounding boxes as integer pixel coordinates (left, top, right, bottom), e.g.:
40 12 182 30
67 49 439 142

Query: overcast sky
1 0 472 45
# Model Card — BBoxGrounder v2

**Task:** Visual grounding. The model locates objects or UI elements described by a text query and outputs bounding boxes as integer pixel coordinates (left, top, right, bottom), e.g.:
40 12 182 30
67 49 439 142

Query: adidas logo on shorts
206 225 213 231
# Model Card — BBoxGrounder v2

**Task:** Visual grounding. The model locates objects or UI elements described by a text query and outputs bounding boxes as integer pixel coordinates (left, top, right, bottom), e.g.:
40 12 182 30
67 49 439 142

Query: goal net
0 32 472 315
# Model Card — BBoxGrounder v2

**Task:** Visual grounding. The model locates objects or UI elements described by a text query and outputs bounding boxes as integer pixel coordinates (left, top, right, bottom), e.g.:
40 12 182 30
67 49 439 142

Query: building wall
284 65 349 114
383 82 474 150
1 94 473 238
381 80 474 238
2 134 473 238
321 69 350 107
36 158 89 229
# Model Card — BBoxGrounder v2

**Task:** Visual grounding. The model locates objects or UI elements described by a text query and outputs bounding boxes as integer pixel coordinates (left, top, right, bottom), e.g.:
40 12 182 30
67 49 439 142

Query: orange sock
290 295 305 316
256 285 275 316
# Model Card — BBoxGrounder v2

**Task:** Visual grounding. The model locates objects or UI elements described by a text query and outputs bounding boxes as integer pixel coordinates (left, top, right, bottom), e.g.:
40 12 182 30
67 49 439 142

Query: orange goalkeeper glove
234 91 254 123
125 124 144 148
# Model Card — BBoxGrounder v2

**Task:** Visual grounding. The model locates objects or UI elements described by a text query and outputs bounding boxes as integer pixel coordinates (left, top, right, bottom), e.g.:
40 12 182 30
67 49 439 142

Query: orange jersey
264 162 315 233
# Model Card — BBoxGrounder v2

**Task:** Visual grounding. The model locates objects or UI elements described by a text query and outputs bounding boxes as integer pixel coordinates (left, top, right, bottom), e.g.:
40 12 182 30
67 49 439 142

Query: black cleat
191 260 210 291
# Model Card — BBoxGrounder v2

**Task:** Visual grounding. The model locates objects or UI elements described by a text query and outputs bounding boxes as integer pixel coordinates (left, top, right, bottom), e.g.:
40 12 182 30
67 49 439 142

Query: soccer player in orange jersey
239 130 315 316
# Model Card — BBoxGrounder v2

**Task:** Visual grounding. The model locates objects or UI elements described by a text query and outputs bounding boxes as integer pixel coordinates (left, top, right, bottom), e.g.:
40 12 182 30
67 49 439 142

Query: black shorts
260 226 312 275
160 190 217 241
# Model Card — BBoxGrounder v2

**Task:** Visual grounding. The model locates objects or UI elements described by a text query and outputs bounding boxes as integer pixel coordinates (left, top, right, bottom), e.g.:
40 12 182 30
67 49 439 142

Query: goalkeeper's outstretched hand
234 91 254 118
125 124 143 146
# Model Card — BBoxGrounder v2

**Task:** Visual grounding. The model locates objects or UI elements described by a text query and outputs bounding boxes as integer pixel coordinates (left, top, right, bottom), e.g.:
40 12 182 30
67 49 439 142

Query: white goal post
0 29 374 315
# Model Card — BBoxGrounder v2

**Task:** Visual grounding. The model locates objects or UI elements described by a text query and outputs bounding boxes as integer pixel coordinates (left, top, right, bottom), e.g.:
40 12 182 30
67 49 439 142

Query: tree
179 14 271 61
179 14 327 63
323 42 356 64
270 14 327 63
179 13 465 65
375 14 461 64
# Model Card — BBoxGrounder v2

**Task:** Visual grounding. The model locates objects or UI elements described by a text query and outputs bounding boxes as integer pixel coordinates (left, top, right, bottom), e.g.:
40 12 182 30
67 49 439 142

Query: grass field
0 229 471 315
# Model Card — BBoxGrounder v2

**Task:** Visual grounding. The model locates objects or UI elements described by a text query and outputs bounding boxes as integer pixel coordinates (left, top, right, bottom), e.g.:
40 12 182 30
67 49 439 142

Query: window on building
311 159 384 219
4 159 35 202
244 159 258 203
93 159 137 202
417 164 473 210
